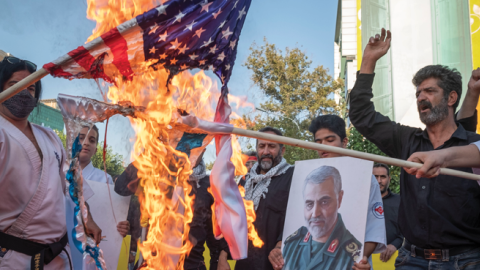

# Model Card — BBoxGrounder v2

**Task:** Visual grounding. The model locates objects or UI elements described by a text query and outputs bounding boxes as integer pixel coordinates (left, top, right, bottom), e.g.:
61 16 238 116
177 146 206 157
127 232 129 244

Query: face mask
2 89 37 118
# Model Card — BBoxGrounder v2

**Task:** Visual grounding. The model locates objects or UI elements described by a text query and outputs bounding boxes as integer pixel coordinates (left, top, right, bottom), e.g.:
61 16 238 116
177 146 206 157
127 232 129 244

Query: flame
87 0 259 268
107 66 255 268
239 186 263 247
86 0 167 42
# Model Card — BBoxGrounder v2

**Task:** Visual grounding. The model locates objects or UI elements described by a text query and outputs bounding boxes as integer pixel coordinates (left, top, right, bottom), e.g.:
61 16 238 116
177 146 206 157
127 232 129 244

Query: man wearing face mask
350 29 480 268
0 53 101 269
235 127 295 270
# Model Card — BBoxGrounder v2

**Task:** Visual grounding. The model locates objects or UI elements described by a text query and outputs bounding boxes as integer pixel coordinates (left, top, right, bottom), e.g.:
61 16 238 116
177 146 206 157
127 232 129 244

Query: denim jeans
395 246 480 270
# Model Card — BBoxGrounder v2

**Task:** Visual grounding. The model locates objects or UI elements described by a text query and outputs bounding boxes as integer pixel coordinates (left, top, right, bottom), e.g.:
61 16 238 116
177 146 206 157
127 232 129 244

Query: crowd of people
1 28 480 270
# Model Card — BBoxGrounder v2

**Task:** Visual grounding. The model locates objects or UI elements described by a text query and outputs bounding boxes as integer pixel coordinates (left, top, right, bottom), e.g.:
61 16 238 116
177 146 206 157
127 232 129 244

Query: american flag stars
139 0 251 89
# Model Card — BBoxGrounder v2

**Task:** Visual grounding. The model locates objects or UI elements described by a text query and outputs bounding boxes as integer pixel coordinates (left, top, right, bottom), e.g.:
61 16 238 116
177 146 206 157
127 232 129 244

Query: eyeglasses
2 56 37 71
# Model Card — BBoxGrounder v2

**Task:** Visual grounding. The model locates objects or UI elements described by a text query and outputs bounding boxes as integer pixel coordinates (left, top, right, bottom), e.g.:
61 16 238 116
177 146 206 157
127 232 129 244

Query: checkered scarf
189 159 207 188
244 158 292 210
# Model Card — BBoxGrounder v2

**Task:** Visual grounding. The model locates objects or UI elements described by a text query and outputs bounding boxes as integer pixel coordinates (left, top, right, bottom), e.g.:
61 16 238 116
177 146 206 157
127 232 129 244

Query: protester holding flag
236 127 295 270
3 0 255 260
349 29 480 268
0 54 101 270
404 142 480 179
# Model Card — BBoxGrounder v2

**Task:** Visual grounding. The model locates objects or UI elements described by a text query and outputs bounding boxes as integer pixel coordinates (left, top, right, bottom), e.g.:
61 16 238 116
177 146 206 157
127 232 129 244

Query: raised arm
349 30 417 158
456 68 480 131
359 28 391 74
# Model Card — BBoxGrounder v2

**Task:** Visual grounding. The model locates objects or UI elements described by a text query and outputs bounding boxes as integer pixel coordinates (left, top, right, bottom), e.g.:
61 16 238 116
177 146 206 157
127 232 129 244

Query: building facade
335 0 480 129
28 99 64 132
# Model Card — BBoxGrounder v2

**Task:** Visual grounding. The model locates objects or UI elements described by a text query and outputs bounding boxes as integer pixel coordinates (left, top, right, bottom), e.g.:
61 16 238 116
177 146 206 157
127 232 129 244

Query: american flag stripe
44 17 146 82
101 28 135 79
67 46 95 74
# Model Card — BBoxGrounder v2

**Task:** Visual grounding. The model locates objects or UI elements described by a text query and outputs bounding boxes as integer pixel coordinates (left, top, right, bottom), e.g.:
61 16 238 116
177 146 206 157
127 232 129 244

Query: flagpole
0 68 49 103
230 127 480 181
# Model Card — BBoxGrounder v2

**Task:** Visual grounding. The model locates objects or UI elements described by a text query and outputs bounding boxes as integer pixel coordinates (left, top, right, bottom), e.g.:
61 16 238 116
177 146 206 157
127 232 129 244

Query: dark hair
256 126 284 149
308 115 347 140
412 65 462 110
82 124 100 145
0 58 41 104
373 163 390 176
246 150 257 157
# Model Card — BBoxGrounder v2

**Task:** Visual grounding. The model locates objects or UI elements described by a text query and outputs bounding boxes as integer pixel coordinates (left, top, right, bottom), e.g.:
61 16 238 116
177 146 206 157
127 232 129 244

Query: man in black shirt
236 127 295 270
372 163 402 263
350 29 480 268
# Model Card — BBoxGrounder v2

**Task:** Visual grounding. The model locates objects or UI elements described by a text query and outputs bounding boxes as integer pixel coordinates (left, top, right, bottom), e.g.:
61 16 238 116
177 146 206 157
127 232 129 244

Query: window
361 0 394 119
431 0 473 106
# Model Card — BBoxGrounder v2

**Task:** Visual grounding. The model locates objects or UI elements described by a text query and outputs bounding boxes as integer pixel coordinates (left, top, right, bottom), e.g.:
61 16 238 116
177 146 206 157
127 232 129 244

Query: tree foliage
347 127 400 193
244 39 344 164
57 131 126 177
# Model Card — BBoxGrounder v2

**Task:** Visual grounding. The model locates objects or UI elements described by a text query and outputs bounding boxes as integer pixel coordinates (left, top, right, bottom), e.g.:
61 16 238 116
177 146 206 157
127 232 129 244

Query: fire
87 0 259 268
239 186 263 247
86 0 167 42
107 66 255 268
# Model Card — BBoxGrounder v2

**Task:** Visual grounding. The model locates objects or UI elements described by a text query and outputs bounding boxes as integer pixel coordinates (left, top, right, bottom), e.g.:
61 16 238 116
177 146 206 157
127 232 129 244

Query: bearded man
350 29 480 268
235 127 295 270
282 166 362 270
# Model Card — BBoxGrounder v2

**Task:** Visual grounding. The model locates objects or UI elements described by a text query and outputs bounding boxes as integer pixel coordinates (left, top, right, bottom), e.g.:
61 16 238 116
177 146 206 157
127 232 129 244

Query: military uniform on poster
282 214 362 270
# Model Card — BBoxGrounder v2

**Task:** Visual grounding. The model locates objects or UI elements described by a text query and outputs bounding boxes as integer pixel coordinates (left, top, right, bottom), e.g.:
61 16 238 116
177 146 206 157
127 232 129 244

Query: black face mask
2 89 37 118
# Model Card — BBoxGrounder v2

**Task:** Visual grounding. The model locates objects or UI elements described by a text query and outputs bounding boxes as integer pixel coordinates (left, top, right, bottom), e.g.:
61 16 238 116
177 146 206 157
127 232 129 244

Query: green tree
347 127 400 193
244 39 344 164
57 131 125 176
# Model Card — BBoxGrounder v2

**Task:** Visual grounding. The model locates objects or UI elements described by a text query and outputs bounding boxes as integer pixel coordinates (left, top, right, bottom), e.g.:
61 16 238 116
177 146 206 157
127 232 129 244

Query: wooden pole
0 68 49 103
231 127 480 181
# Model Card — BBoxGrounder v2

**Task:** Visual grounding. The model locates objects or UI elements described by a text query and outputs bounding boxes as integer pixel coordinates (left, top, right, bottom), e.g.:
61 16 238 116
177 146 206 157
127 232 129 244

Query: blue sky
0 0 338 163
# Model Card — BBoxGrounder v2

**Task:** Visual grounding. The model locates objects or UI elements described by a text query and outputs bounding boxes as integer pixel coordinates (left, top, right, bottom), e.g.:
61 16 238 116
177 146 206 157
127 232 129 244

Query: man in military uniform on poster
282 165 362 270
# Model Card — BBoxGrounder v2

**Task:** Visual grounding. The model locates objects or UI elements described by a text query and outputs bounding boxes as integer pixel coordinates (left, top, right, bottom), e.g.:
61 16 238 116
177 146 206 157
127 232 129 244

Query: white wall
342 0 357 56
389 0 433 128
334 42 341 80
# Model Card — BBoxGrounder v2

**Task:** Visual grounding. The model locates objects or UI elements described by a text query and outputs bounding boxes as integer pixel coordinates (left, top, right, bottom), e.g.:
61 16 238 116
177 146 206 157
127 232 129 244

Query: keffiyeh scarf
244 158 292 210
189 159 207 188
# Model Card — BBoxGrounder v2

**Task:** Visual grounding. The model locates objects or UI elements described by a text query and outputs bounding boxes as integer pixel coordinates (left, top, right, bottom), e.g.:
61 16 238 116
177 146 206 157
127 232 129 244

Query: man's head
245 151 257 173
0 56 41 120
309 115 348 158
373 163 391 194
303 166 343 242
256 127 285 173
412 65 462 126
78 125 99 165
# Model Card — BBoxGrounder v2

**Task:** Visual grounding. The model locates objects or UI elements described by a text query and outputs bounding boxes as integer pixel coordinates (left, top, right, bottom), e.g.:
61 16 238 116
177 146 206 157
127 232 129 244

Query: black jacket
235 166 295 270
382 189 403 249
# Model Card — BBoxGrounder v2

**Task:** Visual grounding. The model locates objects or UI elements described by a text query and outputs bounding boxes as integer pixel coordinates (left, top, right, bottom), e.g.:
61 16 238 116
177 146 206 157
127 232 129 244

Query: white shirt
365 175 387 267
82 161 114 184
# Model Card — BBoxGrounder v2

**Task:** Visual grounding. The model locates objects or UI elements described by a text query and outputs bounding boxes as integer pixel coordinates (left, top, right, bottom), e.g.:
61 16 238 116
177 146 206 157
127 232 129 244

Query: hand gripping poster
282 157 372 270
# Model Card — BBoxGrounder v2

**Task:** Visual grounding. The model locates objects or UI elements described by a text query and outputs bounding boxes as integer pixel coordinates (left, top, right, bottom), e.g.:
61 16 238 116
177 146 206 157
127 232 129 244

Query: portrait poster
281 157 373 270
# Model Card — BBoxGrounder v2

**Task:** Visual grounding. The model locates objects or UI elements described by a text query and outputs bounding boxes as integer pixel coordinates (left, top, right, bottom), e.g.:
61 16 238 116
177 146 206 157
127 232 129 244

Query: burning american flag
42 0 256 267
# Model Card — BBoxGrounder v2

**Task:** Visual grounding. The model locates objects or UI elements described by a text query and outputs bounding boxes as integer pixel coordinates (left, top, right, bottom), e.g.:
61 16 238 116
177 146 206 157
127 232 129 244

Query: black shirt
235 166 295 270
382 189 403 249
115 164 228 269
349 73 480 249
